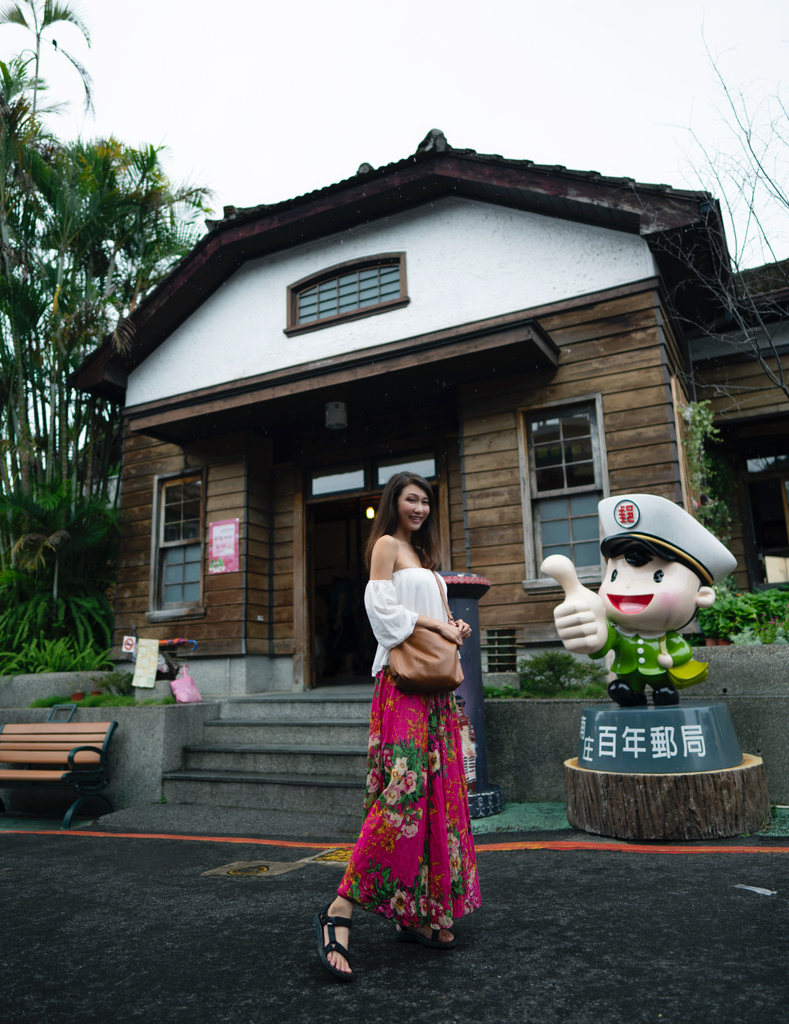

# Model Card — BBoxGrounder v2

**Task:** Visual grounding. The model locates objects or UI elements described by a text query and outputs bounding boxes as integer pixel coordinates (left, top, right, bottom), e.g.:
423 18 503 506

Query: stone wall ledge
0 672 116 708
3 648 788 815
692 646 789 696
486 691 789 806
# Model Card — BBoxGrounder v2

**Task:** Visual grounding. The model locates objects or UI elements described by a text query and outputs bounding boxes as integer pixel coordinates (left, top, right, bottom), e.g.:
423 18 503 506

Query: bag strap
431 571 454 623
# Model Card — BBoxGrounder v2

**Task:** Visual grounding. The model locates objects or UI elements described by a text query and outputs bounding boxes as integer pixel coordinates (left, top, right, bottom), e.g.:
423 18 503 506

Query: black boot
652 682 680 706
608 680 648 707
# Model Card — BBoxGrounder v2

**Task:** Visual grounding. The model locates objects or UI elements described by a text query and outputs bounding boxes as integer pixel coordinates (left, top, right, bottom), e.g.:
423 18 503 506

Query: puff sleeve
364 579 419 651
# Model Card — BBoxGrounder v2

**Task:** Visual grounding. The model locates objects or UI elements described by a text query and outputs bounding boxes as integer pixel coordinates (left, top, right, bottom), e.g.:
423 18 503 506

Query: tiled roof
205 129 709 232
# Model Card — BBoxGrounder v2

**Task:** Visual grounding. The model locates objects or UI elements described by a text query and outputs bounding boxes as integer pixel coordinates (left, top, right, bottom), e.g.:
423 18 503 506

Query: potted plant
696 585 789 644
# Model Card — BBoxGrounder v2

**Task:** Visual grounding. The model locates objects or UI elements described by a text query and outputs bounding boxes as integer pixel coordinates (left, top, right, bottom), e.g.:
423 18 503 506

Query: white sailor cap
598 494 737 586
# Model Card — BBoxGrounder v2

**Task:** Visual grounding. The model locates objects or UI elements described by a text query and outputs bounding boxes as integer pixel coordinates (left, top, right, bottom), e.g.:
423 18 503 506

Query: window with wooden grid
149 474 204 615
519 399 608 586
285 254 408 335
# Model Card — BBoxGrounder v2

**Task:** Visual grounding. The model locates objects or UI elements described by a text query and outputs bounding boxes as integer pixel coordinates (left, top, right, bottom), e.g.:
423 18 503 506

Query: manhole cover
201 859 306 878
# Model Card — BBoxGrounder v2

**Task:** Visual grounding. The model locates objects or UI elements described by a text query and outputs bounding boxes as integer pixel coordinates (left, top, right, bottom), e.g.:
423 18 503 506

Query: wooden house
691 258 789 589
73 130 743 695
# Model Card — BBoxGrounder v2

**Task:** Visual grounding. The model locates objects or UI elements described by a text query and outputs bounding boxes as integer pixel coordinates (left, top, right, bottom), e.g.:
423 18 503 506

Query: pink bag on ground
170 665 201 703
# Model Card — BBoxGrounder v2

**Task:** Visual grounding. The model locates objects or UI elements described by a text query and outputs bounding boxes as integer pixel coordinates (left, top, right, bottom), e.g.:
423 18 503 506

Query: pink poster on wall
208 519 239 574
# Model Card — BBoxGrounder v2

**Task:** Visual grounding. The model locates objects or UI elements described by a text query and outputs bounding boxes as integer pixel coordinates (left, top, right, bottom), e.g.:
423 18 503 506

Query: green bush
483 650 608 699
0 576 114 651
0 636 113 675
730 626 789 645
90 670 135 696
28 693 176 708
482 683 523 699
0 483 119 651
695 586 789 642
519 650 608 697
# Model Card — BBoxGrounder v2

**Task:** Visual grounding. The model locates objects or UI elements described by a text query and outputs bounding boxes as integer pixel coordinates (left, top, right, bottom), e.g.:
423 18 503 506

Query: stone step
218 693 373 722
182 744 368 775
203 718 370 746
161 770 365 815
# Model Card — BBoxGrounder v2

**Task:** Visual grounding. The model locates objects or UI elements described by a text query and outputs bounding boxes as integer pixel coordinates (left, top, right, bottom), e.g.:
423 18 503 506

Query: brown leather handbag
388 572 464 694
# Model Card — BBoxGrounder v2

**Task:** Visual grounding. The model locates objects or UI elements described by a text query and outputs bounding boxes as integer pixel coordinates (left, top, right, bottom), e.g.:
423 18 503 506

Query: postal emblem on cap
613 499 640 528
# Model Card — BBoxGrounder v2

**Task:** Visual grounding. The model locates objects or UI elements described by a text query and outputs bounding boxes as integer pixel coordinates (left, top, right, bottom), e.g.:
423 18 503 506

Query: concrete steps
162 770 366 815
161 686 373 815
217 694 373 721
202 719 369 746
181 744 368 775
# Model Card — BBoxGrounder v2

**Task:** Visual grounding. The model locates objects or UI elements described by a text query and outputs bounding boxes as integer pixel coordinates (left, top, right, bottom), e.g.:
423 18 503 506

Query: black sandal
395 925 458 949
313 904 353 981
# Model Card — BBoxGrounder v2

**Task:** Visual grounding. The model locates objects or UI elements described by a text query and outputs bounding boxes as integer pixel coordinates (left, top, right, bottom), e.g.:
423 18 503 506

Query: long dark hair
364 471 441 571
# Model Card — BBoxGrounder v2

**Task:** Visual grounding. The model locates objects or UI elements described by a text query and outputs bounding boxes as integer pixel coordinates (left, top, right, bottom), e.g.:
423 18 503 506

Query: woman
312 471 481 981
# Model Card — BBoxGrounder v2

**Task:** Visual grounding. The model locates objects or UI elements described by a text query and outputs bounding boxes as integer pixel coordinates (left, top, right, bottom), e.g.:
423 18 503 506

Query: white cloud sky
2 0 788 264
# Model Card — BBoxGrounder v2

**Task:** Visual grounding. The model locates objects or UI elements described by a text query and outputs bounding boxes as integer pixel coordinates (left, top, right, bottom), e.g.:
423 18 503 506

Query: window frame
147 470 206 622
284 253 409 336
517 394 609 590
306 452 438 503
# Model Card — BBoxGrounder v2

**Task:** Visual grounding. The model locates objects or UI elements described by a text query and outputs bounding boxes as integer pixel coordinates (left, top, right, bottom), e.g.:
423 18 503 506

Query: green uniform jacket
589 623 693 692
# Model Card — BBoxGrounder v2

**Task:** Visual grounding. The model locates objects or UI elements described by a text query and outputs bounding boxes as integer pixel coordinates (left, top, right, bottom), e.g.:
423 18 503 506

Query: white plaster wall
126 197 658 406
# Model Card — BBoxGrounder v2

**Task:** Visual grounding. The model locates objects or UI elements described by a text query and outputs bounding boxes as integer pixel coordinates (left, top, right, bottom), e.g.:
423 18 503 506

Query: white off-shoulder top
364 567 450 676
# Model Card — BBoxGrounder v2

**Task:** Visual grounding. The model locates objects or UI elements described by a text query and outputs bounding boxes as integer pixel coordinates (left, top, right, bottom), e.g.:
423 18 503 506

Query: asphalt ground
2 806 789 1024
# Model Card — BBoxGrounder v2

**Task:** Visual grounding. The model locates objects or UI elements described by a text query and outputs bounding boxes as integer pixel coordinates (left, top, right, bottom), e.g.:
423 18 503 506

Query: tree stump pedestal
565 702 771 840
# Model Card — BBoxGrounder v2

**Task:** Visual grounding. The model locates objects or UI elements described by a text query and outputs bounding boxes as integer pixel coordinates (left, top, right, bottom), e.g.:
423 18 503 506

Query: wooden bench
0 721 118 829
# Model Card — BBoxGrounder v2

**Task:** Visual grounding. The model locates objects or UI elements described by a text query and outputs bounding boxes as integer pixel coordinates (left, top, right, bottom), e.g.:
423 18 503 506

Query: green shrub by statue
695 582 789 643
484 650 608 699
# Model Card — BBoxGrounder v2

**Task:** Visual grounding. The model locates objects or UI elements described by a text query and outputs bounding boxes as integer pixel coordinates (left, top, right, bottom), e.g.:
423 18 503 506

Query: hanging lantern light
325 401 347 430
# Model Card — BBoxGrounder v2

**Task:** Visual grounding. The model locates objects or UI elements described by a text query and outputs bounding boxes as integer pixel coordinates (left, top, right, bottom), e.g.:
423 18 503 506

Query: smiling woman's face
598 555 705 633
396 484 430 534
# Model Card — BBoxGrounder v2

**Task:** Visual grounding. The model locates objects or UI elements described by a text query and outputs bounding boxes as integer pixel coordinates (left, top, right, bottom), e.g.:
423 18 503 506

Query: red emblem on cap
613 499 639 528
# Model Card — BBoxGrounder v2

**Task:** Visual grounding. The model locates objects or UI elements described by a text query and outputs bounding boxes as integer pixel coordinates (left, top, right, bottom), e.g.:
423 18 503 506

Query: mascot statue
542 494 737 707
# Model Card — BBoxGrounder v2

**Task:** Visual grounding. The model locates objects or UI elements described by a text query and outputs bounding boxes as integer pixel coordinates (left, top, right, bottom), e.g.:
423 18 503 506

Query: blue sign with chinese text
578 702 742 774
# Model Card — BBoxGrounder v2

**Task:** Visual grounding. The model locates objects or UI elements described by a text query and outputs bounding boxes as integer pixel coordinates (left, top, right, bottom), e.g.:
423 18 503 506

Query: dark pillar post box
440 572 504 818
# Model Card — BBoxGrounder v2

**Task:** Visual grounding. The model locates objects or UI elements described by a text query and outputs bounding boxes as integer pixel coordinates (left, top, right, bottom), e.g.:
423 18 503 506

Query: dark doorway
748 476 789 584
309 496 379 686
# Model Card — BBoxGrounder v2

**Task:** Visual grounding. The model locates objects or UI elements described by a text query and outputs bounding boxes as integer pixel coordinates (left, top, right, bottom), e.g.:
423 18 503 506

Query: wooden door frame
293 474 308 690
293 447 450 688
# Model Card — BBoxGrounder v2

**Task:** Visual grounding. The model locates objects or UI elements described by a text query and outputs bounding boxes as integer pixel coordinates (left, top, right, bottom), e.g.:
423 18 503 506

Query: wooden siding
114 285 695 663
114 429 250 656
695 353 789 421
245 437 275 655
267 463 296 656
457 287 686 642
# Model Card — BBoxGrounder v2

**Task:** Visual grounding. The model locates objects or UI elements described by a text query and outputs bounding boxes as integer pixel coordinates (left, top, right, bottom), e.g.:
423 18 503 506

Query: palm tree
0 1 92 115
0 480 119 647
33 137 210 493
0 57 49 492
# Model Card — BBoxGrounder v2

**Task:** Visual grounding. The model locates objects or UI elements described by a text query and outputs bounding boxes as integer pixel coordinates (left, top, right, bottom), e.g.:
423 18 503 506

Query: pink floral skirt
337 669 481 929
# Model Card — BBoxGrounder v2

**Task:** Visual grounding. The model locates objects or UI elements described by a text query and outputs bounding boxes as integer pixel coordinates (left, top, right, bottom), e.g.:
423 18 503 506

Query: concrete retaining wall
485 647 789 805
2 648 788 812
0 672 116 707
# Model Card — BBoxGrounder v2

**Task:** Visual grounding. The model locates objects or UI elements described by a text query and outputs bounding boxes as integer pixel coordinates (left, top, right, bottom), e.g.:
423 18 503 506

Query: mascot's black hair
601 535 709 582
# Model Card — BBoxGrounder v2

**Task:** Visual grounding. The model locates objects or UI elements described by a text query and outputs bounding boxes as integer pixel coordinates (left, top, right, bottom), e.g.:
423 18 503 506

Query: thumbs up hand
540 555 609 655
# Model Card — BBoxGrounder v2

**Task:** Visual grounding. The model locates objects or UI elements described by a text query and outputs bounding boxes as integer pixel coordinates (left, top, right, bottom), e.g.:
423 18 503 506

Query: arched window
285 253 408 335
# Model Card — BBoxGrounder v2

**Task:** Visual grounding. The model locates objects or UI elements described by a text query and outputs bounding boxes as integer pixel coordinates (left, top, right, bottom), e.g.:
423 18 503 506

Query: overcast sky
2 0 788 265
